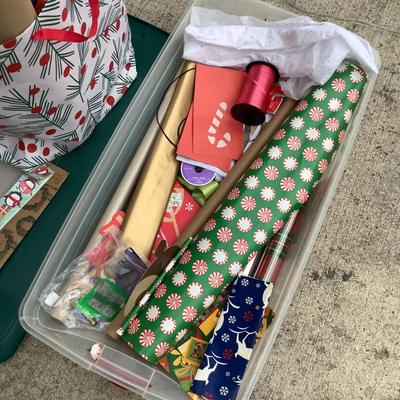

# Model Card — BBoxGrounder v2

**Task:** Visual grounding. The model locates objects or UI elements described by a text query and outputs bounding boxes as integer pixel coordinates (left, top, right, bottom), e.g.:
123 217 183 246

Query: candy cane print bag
0 0 137 171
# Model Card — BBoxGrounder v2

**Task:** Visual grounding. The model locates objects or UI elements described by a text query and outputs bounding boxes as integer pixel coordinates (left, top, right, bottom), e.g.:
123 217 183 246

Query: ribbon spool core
231 61 279 126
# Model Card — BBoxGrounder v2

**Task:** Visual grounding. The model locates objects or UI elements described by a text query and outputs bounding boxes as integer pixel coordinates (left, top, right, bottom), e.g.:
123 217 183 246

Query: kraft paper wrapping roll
120 61 195 258
121 62 367 363
0 0 36 44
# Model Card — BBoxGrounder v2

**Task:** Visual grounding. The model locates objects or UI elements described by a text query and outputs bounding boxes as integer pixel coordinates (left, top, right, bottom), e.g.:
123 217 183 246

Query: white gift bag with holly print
0 0 137 171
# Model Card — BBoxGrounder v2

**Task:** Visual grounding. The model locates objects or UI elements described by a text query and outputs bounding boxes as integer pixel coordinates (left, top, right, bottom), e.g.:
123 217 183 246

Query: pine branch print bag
0 0 137 171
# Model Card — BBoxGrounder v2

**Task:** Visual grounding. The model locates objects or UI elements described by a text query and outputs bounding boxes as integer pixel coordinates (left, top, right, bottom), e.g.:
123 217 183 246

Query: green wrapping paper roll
120 62 367 363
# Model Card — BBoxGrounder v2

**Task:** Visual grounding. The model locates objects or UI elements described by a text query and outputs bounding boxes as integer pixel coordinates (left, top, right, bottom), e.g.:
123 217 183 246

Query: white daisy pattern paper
120 63 368 363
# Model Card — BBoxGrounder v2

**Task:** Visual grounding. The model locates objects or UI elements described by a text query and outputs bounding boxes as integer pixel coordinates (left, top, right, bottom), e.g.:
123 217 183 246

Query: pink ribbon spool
231 61 279 126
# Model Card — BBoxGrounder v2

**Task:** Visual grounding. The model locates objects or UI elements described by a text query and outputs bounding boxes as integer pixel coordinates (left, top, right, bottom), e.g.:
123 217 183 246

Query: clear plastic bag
40 229 148 330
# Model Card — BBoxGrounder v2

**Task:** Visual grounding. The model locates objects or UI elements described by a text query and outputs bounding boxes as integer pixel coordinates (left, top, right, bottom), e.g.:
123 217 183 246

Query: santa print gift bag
0 0 137 171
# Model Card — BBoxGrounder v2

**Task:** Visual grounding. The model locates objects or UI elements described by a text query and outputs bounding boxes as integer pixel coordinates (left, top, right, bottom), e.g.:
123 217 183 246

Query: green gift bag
120 62 367 363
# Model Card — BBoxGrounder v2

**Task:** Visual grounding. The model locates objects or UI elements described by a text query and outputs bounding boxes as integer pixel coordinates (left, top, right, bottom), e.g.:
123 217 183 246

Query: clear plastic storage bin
20 0 379 399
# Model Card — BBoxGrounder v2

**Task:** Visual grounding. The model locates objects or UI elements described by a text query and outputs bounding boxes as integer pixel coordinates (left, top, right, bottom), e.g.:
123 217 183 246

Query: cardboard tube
120 61 195 257
0 0 37 44
174 97 297 247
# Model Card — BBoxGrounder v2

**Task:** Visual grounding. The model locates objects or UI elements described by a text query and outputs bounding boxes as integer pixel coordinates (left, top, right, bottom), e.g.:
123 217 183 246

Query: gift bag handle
32 0 99 43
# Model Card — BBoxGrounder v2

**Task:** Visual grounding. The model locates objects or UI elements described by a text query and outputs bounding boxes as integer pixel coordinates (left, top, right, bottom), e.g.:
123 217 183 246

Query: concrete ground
1 0 399 399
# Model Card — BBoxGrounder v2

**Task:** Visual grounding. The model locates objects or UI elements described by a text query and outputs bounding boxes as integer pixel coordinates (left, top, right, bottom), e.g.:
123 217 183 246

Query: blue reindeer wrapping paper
190 275 273 400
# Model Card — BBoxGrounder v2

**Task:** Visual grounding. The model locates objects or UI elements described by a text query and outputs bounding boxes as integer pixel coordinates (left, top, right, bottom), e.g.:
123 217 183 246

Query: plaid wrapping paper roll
254 207 304 281
120 62 367 362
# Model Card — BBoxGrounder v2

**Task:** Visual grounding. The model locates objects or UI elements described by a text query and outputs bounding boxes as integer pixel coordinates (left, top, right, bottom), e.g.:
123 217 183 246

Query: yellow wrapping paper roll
121 61 196 258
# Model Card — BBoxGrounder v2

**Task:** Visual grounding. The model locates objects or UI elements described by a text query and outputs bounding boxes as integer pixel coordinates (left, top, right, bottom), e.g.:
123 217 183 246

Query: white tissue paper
183 7 379 99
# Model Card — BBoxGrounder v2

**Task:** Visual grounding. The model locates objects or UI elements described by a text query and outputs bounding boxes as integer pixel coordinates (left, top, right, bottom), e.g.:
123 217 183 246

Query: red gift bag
0 0 137 170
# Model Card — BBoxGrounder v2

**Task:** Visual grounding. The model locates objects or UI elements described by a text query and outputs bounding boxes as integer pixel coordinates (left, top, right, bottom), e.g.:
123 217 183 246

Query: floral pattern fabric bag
0 0 137 171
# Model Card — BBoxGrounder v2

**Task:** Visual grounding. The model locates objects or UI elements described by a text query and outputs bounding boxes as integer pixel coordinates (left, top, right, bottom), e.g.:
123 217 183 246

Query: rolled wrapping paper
159 209 301 393
190 276 273 400
120 61 196 258
120 62 367 363
190 210 301 400
158 292 228 392
253 207 303 281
